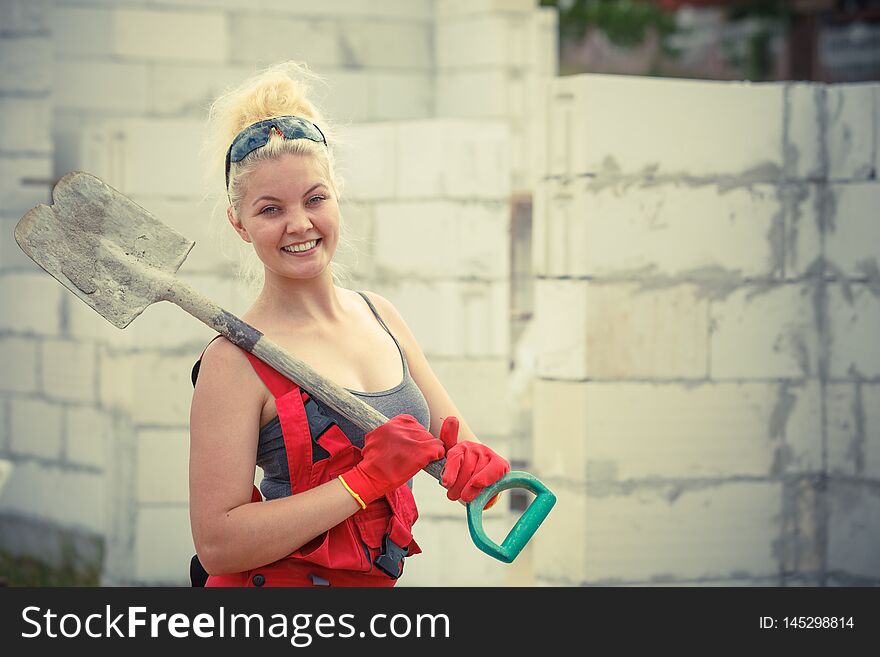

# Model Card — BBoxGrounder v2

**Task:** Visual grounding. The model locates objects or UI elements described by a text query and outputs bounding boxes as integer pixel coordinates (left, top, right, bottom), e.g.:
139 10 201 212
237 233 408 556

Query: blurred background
0 0 877 587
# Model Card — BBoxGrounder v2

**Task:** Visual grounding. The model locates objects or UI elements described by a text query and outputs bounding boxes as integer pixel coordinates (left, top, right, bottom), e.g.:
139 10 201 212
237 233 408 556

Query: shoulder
360 290 408 330
195 337 263 394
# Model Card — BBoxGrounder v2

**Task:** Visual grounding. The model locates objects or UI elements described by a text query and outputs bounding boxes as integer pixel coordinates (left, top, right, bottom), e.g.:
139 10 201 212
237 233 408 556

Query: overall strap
243 351 298 399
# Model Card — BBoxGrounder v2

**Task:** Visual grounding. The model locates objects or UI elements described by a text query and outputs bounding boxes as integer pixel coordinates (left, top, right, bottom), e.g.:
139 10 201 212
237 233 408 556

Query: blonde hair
202 61 351 290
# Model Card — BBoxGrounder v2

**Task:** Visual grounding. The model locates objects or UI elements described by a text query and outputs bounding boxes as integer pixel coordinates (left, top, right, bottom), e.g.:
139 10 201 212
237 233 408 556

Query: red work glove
439 416 510 509
339 414 445 508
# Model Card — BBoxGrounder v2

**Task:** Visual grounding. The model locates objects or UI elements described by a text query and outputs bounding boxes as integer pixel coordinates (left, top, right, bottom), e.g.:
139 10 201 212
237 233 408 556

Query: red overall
204 349 421 587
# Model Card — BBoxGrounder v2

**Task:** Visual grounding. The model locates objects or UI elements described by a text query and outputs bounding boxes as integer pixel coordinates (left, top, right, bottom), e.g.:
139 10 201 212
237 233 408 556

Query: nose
284 206 313 234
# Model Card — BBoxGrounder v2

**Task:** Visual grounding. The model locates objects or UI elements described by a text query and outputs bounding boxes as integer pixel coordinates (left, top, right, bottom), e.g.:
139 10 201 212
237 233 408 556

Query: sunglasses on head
224 116 328 188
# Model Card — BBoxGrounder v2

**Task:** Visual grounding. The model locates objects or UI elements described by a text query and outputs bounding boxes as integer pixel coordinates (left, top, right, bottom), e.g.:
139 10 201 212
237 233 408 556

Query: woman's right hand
339 414 446 507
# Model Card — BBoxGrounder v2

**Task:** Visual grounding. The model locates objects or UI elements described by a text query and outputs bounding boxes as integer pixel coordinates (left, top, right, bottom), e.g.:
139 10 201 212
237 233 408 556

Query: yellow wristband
338 474 367 510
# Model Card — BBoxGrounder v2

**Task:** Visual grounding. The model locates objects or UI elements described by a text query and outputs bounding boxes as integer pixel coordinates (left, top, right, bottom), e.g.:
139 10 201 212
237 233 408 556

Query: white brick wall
540 75 785 179
54 60 149 113
825 183 880 277
0 337 38 394
0 36 51 92
0 156 52 215
429 358 513 437
827 481 880 579
827 284 880 379
0 97 52 154
41 339 96 404
229 14 346 68
826 383 880 479
65 406 110 470
0 460 105 534
133 506 192 584
113 9 227 64
373 200 509 279
0 274 62 336
826 84 878 181
710 284 818 379
533 380 821 484
533 179 783 279
136 429 189 504
10 398 63 461
535 279 708 380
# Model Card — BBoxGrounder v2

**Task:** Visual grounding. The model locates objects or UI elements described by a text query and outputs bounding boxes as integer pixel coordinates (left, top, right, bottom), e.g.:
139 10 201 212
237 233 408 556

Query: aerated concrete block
827 480 880 580
534 279 708 380
137 429 189 504
41 339 97 404
133 506 192 584
533 178 782 279
709 283 819 379
114 9 227 63
827 284 880 379
10 397 62 461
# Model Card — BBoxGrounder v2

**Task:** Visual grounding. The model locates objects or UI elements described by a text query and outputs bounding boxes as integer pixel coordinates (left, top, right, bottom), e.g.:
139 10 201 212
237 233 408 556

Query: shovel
14 171 556 564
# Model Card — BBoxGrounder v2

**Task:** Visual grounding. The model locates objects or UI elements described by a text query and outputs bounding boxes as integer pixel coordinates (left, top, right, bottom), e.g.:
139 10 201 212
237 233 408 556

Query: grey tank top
256 291 431 500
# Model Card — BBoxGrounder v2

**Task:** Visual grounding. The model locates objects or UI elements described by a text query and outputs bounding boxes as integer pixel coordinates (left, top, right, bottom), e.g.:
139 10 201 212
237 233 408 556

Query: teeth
282 239 318 253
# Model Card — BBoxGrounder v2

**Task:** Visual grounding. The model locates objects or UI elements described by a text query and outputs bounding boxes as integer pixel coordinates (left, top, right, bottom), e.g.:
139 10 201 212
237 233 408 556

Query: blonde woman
189 62 509 587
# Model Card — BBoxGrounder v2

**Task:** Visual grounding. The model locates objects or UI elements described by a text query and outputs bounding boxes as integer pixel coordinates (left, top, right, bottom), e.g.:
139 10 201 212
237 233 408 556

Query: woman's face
229 153 340 281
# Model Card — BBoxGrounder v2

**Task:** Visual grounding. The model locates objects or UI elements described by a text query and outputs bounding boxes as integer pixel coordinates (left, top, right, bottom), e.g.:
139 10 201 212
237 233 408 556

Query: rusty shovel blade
14 171 194 328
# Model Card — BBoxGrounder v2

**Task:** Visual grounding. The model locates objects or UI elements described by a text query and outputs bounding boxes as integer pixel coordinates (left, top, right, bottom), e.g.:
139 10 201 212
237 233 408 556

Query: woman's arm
189 337 360 575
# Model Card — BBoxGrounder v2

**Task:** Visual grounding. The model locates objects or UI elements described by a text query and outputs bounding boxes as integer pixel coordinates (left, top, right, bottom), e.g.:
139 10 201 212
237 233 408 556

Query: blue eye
259 205 279 215
308 195 325 205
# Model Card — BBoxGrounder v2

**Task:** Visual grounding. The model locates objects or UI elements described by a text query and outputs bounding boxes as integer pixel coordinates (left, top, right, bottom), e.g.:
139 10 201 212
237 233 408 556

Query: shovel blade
14 171 194 329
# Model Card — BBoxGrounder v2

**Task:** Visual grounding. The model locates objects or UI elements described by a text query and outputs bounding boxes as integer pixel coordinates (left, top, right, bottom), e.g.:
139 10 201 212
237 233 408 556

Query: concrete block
47 5 113 57
256 0 431 18
361 0 434 19
228 14 343 68
113 9 226 63
435 0 536 18
429 358 512 438
0 155 51 215
54 59 149 113
133 506 193 584
334 199 374 279
369 72 432 121
436 14 533 69
0 460 105 534
65 406 110 470
709 283 818 379
542 75 785 179
530 481 587 585
0 36 51 92
373 200 509 279
827 480 880 580
100 351 194 425
137 429 188 504
0 399 6 450
0 273 62 335
533 178 782 278
10 397 62 460
320 70 371 124
826 83 878 181
128 195 222 273
0 97 51 154
335 123 397 201
128 300 217 350
825 182 880 278
400 515 511 586
786 83 824 180
379 279 509 358
782 182 821 278
826 383 880 479
0 336 38 394
533 380 820 485
338 20 431 70
535 279 708 380
575 480 780 582
436 68 527 119
79 118 204 197
0 0 48 35
149 63 257 118
41 339 96 404
396 119 511 200
67 296 132 348
827 284 880 379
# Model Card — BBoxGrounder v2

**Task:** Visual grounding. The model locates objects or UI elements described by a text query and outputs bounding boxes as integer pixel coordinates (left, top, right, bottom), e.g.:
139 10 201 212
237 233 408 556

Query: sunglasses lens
228 117 325 164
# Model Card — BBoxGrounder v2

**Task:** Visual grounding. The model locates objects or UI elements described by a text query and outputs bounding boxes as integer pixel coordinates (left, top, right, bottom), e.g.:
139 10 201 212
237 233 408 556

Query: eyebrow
251 183 328 207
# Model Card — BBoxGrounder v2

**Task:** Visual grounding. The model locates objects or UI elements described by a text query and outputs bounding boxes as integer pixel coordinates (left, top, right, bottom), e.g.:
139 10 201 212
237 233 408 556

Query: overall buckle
374 533 409 579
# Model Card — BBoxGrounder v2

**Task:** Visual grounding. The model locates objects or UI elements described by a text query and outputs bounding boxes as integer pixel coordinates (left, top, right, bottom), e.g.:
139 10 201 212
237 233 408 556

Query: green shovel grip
465 471 557 564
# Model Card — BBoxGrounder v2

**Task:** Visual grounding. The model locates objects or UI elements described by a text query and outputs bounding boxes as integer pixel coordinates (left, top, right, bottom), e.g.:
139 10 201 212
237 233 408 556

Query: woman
189 62 510 587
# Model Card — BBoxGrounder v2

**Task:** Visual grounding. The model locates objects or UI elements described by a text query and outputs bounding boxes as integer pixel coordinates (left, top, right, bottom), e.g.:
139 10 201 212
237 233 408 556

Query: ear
227 206 251 243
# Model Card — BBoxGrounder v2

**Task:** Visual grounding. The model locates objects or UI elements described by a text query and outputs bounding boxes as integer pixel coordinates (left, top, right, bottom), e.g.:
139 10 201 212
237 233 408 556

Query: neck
249 266 345 326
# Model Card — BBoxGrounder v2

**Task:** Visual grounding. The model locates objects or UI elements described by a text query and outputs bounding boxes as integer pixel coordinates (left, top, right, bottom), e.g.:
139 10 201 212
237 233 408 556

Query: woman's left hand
438 417 510 508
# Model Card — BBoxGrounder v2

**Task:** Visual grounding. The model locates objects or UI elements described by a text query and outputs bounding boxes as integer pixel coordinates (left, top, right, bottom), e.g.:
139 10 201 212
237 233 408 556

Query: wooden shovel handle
165 280 446 481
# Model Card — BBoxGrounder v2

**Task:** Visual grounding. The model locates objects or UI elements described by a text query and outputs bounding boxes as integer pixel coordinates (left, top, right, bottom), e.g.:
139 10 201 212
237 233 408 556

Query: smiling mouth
281 238 321 255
